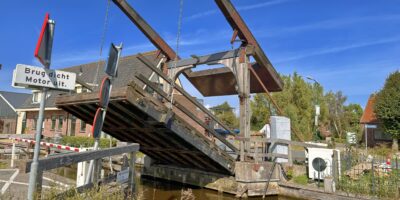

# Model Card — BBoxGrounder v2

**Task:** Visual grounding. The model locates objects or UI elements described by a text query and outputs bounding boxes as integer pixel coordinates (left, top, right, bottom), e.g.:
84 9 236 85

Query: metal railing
24 143 139 198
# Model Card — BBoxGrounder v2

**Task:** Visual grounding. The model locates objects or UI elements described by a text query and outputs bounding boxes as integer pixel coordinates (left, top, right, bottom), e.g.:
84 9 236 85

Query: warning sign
12 64 76 91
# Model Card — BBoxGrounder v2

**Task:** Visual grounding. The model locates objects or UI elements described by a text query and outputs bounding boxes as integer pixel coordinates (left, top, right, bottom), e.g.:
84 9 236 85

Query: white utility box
270 116 291 163
306 147 341 180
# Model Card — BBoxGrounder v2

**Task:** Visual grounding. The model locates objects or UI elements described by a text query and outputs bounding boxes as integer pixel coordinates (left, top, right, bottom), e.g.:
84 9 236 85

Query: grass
368 143 394 157
40 182 196 200
293 175 308 185
338 169 400 198
0 161 8 169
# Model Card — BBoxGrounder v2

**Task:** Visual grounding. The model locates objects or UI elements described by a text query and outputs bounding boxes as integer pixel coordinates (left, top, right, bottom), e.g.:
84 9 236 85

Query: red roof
360 95 379 124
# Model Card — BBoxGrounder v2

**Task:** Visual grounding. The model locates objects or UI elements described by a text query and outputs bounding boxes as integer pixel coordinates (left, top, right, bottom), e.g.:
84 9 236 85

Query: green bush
60 136 117 149
293 175 308 185
285 166 294 180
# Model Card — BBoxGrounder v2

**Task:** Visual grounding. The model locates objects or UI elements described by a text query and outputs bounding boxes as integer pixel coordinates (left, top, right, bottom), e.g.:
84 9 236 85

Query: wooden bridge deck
55 82 235 175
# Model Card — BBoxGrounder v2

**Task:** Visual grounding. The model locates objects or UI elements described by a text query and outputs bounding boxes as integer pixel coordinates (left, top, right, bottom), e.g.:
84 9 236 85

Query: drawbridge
56 0 284 180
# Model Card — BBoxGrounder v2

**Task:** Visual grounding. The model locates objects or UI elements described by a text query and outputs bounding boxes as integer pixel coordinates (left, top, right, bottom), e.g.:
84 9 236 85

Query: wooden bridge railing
135 55 239 154
25 143 139 198
236 137 327 165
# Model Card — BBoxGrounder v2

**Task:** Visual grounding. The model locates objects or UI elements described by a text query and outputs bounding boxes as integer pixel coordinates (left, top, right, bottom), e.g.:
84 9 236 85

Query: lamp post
306 76 320 141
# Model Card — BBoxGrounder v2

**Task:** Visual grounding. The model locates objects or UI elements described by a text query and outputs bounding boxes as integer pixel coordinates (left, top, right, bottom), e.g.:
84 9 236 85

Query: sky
0 0 399 111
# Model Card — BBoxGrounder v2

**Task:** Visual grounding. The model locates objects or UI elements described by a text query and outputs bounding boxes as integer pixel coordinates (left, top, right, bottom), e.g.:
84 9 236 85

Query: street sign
104 43 123 77
117 167 130 183
34 13 55 68
12 64 76 91
346 132 357 144
91 108 104 138
365 124 377 129
99 77 111 108
312 157 327 172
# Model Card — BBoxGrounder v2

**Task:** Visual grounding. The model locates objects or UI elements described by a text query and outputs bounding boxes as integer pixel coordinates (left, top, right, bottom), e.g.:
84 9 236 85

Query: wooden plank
136 74 239 153
25 144 139 172
214 0 283 90
112 0 177 61
134 60 235 137
235 137 326 148
245 153 288 159
141 147 202 155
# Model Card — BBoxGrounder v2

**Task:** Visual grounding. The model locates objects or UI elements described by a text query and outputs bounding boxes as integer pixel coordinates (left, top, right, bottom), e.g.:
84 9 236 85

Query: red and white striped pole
11 137 80 152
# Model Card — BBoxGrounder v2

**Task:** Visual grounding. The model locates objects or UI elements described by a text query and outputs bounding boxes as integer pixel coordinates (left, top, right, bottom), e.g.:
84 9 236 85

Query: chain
93 0 111 88
169 0 184 109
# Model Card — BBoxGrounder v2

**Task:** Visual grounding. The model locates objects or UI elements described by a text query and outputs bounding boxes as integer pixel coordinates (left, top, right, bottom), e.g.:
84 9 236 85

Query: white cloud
257 14 400 38
184 0 293 22
275 36 400 63
237 0 291 11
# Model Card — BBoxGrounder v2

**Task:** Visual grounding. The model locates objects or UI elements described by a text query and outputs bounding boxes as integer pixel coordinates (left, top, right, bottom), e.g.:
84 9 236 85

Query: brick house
15 51 206 138
360 94 392 147
0 91 30 134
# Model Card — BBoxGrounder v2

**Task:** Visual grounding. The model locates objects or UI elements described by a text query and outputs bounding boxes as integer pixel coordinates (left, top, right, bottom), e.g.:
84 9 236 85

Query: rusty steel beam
215 0 284 91
112 0 178 61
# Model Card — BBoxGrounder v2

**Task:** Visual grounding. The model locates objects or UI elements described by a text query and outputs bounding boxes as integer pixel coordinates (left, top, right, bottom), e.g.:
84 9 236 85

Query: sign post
26 13 55 200
85 43 122 185
12 13 75 199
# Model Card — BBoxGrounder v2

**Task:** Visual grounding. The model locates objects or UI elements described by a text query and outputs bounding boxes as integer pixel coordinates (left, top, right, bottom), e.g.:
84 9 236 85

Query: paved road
0 168 75 199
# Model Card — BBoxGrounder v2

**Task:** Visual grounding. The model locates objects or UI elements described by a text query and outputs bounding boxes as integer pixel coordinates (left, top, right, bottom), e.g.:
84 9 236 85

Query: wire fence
337 151 400 198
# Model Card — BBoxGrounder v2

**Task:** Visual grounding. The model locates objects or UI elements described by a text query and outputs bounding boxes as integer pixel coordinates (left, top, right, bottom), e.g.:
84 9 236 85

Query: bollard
11 140 16 168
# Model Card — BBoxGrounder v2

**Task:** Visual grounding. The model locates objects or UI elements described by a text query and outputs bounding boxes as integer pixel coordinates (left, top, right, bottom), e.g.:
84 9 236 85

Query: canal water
54 166 300 200
139 177 300 200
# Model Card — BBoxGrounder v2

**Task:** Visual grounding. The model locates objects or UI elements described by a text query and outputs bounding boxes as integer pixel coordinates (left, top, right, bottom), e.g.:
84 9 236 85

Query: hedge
60 136 117 149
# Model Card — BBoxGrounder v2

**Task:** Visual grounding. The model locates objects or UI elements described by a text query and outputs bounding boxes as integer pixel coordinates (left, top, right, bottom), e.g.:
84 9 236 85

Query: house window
70 116 76 136
80 120 86 132
373 128 392 140
32 117 37 130
58 116 64 130
32 116 44 130
51 116 56 130
22 116 27 133
75 85 82 93
32 92 40 103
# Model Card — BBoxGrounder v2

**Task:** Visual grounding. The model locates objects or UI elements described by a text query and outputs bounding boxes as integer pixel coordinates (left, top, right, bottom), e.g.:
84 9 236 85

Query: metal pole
27 88 48 200
11 139 16 168
27 17 55 200
85 138 99 184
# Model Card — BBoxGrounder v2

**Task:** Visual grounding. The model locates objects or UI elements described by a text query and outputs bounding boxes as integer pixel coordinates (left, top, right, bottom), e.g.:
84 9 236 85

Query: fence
337 150 400 198
24 143 139 199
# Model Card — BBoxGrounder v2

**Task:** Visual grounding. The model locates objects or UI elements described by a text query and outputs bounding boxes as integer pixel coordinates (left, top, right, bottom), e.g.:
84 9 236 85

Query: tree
374 71 400 151
211 102 239 129
343 103 363 133
250 72 362 142
250 93 271 130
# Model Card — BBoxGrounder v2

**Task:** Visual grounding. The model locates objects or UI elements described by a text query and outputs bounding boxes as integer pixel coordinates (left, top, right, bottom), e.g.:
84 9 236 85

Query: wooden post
237 53 251 161
240 140 245 161
92 159 100 185
332 150 339 184
287 144 293 166
128 151 136 197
